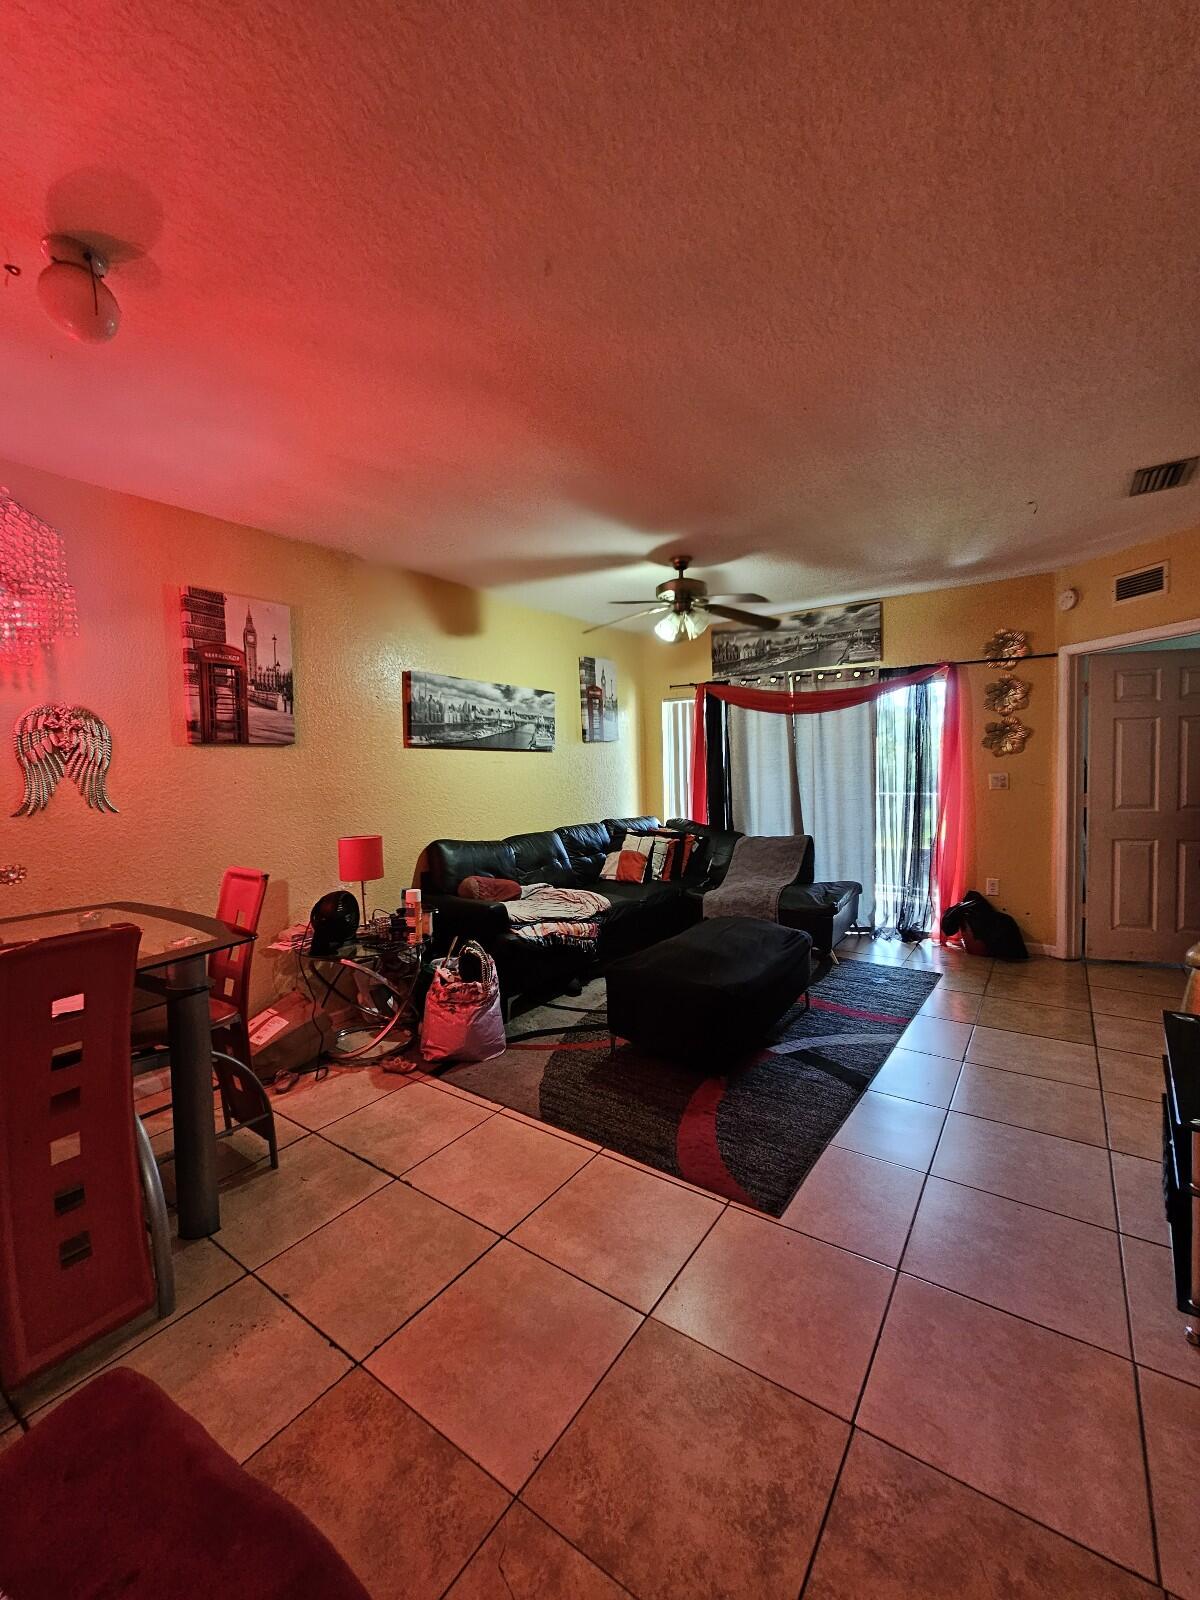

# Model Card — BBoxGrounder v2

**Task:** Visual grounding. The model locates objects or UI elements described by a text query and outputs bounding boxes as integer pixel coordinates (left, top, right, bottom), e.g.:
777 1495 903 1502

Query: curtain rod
668 650 1060 691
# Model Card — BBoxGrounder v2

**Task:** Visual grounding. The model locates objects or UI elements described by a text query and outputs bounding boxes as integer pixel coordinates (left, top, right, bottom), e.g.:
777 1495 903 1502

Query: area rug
439 959 940 1215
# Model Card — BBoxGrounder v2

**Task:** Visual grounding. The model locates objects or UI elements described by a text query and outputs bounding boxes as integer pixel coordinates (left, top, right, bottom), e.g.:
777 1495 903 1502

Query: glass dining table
0 902 254 1238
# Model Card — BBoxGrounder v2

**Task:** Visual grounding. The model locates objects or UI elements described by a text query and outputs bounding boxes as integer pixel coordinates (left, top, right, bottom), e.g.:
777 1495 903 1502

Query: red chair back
210 868 268 1015
0 924 155 1388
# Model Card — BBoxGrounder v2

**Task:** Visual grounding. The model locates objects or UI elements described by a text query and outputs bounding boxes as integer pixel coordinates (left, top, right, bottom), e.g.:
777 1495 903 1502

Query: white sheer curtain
793 700 877 925
727 698 877 924
661 699 694 819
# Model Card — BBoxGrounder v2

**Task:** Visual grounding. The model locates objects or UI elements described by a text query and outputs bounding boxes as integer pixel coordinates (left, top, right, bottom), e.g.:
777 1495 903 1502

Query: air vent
1113 563 1168 604
1128 458 1197 495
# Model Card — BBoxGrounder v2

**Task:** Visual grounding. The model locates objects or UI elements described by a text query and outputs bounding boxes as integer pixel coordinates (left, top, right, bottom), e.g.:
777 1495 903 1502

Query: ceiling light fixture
37 234 121 343
653 609 710 644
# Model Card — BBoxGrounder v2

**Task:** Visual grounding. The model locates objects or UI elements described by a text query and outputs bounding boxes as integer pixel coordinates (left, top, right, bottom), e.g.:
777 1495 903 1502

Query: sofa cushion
779 880 861 914
555 821 612 882
425 837 520 894
504 828 575 885
602 816 661 844
665 818 740 884
459 876 522 902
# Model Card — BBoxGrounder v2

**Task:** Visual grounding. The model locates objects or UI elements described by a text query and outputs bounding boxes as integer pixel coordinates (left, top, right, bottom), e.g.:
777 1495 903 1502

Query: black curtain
878 670 935 940
704 694 733 830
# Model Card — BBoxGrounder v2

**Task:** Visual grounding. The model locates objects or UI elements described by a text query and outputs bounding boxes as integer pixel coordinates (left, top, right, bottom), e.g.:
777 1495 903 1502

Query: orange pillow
615 849 651 883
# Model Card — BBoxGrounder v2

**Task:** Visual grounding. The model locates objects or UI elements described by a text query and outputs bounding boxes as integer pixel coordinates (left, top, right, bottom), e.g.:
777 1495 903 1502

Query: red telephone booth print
195 642 250 744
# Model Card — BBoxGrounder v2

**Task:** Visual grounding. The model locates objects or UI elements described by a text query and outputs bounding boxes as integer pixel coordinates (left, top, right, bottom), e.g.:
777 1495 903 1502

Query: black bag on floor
940 889 1029 961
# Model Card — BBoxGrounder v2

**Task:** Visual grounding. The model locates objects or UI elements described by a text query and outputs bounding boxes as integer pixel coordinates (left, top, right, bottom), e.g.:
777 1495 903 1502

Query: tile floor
3 942 1198 1599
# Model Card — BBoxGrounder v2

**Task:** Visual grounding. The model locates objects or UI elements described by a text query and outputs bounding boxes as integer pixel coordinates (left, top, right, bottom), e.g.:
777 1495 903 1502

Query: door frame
1054 615 1200 959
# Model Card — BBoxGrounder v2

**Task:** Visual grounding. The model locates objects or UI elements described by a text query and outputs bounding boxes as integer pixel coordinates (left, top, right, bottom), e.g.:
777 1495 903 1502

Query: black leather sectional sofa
416 815 861 1006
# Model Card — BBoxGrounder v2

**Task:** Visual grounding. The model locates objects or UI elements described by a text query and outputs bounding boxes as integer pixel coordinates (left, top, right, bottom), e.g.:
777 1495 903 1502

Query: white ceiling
3 0 1199 625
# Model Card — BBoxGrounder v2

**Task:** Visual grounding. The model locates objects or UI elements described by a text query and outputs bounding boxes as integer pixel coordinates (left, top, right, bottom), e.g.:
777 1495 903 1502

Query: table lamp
338 835 384 926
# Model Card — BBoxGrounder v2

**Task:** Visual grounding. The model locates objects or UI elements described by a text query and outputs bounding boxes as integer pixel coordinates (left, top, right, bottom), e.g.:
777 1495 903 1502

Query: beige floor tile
494 1104 602 1151
368 1241 638 1491
1099 1048 1164 1102
1121 1235 1200 1388
932 1112 1116 1228
98 1276 349 1462
213 1133 390 1269
1111 1152 1170 1245
259 1182 496 1358
524 1319 847 1600
902 1176 1128 1354
840 938 912 966
157 1117 309 1205
779 1145 925 1267
9 1234 244 1417
272 1065 408 1131
1139 1368 1200 1600
905 944 992 979
984 973 1091 1012
654 1208 892 1417
868 1047 962 1108
897 1014 973 1060
1094 1013 1166 1058
1105 1091 1163 1160
858 1276 1154 1577
1086 962 1186 999
951 1063 1107 1146
975 997 1094 1045
321 1080 493 1174
919 987 982 1023
248 1370 509 1600
446 1504 630 1600
921 965 990 993
405 1115 594 1232
965 1026 1099 1087
1090 984 1177 1023
804 1430 1161 1600
512 1154 721 1312
831 1091 945 1170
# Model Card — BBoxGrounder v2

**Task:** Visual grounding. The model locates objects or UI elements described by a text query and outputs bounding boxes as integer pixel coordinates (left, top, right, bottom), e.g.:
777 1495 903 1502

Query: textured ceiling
2 0 1199 624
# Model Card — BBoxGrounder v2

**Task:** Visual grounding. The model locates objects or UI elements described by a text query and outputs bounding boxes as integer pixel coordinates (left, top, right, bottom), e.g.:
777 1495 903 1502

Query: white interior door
1085 648 1200 962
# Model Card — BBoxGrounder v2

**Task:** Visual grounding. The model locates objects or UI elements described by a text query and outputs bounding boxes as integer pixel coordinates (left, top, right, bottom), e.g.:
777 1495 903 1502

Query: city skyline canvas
181 586 295 745
579 656 618 742
404 670 556 751
711 600 883 678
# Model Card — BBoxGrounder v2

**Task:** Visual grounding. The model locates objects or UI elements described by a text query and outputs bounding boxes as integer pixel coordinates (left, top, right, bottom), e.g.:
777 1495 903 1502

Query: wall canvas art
181 586 295 745
405 670 555 751
579 656 618 742
711 599 883 678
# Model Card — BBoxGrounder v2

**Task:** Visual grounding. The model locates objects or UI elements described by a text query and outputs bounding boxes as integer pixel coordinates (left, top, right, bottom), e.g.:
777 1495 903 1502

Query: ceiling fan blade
705 603 781 630
707 592 769 603
583 605 668 634
608 599 659 605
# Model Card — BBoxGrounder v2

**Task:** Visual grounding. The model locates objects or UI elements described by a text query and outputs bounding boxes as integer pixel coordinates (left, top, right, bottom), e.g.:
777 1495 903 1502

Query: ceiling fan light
37 235 120 343
654 612 687 643
681 609 709 639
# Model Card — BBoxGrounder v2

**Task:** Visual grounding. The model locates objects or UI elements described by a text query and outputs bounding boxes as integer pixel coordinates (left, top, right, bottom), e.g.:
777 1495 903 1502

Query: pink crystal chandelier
0 489 78 661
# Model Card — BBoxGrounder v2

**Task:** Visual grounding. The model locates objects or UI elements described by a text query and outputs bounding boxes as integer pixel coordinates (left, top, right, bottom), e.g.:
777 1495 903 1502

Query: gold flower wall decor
984 675 1031 716
982 629 1029 665
982 718 1032 756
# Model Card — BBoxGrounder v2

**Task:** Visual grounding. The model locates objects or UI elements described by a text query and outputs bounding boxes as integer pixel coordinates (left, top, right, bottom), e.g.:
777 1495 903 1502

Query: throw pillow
599 832 655 884
645 829 705 883
458 876 521 902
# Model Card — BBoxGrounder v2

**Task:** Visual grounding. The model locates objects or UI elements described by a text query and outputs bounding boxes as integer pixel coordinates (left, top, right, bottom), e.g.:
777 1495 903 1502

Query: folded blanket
511 919 602 947
504 885 611 924
702 835 811 922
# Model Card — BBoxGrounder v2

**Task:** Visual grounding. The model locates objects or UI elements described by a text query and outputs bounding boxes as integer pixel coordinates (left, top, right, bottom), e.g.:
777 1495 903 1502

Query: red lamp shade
338 835 384 884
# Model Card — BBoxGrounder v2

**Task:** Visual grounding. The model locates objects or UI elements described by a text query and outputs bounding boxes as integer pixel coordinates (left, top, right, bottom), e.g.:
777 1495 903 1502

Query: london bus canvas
181 586 296 745
404 670 555 752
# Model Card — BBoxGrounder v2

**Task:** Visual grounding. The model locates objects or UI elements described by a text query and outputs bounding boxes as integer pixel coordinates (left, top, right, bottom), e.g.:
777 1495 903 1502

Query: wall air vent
1128 458 1197 495
1113 562 1168 604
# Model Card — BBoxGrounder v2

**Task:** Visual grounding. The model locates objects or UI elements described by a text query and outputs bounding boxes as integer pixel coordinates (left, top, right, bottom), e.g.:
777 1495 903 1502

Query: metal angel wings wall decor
12 703 119 816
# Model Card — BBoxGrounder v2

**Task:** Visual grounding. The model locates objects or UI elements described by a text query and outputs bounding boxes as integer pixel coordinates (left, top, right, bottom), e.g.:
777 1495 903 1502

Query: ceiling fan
583 556 782 643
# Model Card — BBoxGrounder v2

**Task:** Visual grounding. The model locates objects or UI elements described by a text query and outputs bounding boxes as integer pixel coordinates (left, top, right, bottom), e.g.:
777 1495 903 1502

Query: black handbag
940 889 1029 961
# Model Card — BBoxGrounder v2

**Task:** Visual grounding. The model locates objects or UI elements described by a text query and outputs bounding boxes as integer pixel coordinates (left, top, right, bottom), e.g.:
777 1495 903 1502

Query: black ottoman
605 916 813 1063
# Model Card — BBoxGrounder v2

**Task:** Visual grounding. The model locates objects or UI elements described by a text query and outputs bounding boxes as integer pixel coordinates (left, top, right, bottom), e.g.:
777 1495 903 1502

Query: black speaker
308 890 360 957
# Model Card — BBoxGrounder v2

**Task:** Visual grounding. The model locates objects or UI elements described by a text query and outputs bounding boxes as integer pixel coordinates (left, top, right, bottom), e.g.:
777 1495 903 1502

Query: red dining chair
0 926 175 1391
132 867 278 1171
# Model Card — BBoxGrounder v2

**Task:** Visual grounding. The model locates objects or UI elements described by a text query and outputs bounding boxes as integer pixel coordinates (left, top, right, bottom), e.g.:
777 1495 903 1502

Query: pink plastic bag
420 941 506 1064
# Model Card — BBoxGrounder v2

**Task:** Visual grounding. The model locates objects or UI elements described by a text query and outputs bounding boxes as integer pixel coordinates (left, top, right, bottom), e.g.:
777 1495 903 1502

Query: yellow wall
1054 524 1200 647
0 459 650 1003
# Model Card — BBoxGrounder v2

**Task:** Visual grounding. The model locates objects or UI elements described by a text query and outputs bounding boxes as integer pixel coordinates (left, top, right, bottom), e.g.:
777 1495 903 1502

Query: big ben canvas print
181 586 296 745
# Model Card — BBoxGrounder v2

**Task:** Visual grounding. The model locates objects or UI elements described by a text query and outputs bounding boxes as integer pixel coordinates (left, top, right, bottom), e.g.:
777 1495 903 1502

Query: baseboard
1025 941 1067 959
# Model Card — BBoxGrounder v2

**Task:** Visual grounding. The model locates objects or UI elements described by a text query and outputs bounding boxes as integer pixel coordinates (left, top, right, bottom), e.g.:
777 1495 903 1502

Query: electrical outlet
985 877 1000 896
988 772 1009 790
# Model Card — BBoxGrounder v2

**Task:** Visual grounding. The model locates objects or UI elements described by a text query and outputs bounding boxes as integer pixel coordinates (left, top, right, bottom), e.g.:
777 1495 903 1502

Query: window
875 677 945 932
662 699 694 820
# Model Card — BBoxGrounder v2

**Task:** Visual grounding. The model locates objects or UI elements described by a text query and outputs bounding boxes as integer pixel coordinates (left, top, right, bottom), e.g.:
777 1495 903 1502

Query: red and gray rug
439 958 941 1214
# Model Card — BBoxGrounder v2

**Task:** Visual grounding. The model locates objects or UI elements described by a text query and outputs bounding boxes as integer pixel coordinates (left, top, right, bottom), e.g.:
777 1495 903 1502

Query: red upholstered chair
0 927 174 1391
0 1368 371 1599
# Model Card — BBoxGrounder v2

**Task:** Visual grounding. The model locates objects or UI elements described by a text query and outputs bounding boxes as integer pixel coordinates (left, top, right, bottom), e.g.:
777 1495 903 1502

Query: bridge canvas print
404 670 556 752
